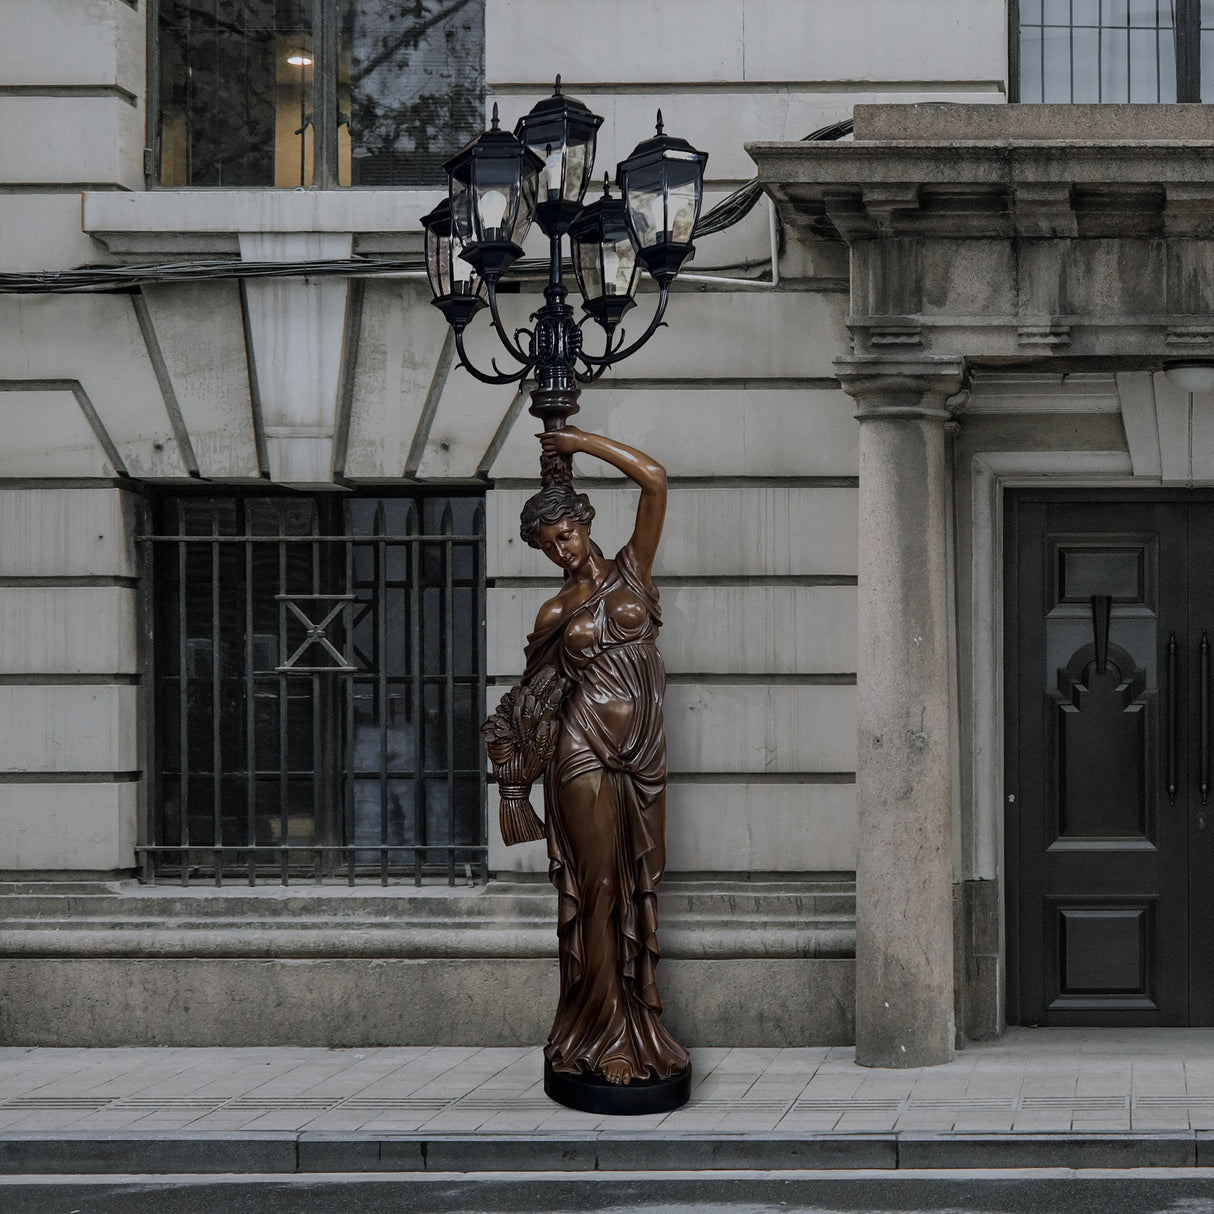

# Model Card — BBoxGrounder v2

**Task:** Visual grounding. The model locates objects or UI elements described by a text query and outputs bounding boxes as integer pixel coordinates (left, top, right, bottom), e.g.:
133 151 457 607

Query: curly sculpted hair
519 449 596 549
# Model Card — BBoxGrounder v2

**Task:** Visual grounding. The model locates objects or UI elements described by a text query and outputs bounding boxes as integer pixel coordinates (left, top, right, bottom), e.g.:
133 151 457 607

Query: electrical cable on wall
0 119 852 295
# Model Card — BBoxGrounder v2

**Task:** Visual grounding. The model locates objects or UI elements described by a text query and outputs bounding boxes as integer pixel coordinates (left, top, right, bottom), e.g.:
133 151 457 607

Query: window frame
145 0 484 190
1010 0 1205 104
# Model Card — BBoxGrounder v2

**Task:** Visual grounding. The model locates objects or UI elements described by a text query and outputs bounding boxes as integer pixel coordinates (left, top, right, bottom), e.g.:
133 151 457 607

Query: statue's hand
539 427 584 458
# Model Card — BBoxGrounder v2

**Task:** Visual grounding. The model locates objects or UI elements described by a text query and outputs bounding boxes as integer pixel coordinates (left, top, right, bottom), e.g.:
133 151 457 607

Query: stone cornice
748 141 1214 242
747 108 1214 367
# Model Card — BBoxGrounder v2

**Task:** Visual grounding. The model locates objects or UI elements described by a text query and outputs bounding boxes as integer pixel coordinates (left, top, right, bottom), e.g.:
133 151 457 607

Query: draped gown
523 544 689 1081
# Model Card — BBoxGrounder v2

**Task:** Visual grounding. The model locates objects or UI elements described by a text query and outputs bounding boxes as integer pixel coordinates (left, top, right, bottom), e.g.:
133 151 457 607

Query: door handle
1168 632 1178 806
1165 636 1175 806
1202 631 1210 807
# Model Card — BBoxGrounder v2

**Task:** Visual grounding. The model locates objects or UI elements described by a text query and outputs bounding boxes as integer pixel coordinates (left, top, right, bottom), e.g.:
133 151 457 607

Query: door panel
1010 498 1189 1025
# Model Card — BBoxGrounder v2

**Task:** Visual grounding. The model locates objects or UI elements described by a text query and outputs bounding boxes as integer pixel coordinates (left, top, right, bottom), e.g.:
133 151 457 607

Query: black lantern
421 199 486 328
443 104 543 282
515 76 603 237
421 84 708 395
617 111 708 285
568 177 640 334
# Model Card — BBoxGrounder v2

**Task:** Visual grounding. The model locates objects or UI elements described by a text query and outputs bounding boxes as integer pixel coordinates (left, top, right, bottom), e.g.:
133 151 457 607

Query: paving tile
476 1112 559 1132
291 1113 371 1132
413 1112 496 1132
718 1113 790 1132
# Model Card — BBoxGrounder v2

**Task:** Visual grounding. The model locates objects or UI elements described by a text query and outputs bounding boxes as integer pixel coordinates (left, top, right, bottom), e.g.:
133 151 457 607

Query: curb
0 1131 1209 1174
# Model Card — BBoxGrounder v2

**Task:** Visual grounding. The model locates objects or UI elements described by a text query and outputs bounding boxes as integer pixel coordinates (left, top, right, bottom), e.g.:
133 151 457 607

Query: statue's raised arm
538 427 667 582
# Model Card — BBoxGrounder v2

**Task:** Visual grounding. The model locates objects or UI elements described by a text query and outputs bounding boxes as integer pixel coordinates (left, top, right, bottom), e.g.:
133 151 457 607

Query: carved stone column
837 359 964 1069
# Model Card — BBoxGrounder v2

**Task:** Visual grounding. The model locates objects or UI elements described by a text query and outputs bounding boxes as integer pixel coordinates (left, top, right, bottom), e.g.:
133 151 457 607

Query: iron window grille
140 492 487 885
1014 0 1212 103
150 0 485 188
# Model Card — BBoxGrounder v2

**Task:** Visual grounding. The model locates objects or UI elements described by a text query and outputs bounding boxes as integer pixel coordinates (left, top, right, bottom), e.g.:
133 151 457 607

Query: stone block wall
0 487 140 872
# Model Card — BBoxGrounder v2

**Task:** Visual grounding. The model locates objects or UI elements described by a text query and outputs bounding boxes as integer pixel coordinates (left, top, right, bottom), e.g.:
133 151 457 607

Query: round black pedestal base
543 1058 692 1116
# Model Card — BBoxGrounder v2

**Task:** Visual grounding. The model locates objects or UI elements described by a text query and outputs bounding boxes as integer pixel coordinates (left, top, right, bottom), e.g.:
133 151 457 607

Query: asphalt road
6 1169 1214 1214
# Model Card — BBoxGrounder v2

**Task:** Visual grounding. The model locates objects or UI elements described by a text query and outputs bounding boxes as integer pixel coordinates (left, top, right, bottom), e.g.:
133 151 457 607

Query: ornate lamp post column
423 79 708 1115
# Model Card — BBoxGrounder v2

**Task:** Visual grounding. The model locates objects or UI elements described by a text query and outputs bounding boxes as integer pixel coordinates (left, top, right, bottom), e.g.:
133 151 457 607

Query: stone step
0 878 855 921
0 877 855 961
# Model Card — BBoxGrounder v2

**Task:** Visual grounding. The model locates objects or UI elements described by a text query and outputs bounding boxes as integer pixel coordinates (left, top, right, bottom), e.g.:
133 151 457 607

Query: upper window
154 0 485 188
1018 0 1214 102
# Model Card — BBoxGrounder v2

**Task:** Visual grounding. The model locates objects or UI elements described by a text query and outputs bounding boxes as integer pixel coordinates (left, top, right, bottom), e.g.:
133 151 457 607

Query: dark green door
1007 493 1214 1026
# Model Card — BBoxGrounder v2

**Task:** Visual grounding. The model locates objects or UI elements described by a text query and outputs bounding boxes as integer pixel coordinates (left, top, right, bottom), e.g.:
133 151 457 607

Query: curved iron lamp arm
453 327 533 385
485 280 537 367
574 360 612 385
575 282 671 368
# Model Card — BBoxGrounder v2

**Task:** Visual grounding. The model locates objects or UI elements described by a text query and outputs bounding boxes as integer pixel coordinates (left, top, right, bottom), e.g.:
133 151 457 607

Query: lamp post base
543 1058 692 1116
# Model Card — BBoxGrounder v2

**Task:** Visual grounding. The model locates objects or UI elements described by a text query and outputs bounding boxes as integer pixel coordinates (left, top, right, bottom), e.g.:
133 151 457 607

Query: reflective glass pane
158 0 313 187
474 158 520 242
666 173 700 244
575 240 603 301
338 0 485 187
1158 26 1178 99
1072 26 1101 99
1204 28 1214 98
1042 25 1074 101
624 163 666 248
1128 0 1162 27
564 137 594 204
1021 26 1045 101
604 236 638 295
1101 26 1130 99
1128 27 1165 99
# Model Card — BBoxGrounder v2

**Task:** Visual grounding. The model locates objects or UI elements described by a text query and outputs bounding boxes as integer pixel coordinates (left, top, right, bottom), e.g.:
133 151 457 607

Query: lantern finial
554 74 562 95
490 102 500 130
655 109 664 135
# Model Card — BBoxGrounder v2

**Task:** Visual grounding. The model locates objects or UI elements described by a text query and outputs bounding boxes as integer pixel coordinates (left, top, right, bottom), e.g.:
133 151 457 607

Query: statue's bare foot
600 1059 632 1086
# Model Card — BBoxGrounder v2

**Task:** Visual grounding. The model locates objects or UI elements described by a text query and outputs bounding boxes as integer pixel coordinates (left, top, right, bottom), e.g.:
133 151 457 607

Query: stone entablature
749 104 1214 366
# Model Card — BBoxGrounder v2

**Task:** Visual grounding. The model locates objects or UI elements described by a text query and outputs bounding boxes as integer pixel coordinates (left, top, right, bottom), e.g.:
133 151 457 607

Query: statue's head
520 448 596 552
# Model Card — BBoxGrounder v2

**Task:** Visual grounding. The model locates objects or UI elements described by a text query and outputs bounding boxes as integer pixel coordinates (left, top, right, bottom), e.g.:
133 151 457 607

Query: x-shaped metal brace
274 594 358 673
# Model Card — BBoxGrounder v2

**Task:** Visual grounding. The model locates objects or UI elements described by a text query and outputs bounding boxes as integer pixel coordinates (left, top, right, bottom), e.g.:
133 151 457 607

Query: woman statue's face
535 518 591 573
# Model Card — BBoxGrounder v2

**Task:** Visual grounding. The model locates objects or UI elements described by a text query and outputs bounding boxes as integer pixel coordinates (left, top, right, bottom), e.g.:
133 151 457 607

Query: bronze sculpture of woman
487 424 690 1112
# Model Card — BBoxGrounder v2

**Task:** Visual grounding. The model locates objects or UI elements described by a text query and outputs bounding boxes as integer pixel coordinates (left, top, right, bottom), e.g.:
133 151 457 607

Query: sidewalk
4 1028 1214 1174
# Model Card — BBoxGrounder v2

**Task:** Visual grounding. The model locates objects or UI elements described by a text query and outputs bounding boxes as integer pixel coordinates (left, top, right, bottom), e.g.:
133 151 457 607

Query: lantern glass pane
450 178 473 242
602 235 638 296
511 160 539 242
514 163 539 244
521 113 566 198
564 135 595 204
625 163 666 248
425 226 447 296
450 235 477 293
667 174 699 244
473 157 519 242
574 240 603 301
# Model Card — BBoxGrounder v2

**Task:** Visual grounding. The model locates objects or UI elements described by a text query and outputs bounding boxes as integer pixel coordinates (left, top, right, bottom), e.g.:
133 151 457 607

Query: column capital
835 357 967 422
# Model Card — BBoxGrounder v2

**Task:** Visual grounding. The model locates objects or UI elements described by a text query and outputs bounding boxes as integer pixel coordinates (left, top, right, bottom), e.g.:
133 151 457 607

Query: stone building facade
0 0 1200 1066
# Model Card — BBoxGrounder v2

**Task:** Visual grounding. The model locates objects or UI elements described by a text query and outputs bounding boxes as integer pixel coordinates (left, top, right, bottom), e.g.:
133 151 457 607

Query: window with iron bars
152 0 485 187
1015 0 1214 102
142 492 486 885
